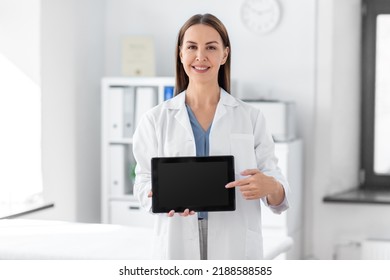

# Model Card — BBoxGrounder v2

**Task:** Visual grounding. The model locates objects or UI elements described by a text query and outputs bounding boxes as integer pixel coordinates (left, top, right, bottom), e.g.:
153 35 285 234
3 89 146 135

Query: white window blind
0 53 42 203
0 0 41 203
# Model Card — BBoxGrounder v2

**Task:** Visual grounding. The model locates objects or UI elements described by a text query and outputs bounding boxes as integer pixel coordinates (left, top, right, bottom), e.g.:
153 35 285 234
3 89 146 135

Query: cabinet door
109 200 155 228
261 143 289 228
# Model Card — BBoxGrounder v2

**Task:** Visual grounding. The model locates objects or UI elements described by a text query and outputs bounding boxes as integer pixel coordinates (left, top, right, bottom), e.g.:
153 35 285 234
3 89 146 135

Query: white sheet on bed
0 219 153 260
0 219 292 260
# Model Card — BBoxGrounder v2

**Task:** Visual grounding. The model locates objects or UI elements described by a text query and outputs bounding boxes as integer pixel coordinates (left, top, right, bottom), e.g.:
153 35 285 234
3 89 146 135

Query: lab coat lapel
213 89 239 124
213 99 226 125
167 91 194 140
174 105 193 139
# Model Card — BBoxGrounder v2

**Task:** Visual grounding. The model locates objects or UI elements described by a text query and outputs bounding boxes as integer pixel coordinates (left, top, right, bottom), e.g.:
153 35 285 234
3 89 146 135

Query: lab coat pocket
230 134 257 177
245 229 263 260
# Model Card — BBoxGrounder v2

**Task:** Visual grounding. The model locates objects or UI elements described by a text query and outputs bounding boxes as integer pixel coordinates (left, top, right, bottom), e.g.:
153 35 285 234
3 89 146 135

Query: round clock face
241 0 281 35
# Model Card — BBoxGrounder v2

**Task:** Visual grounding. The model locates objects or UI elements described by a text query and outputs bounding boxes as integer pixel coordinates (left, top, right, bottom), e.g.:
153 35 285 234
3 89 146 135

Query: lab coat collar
165 88 239 138
163 88 239 110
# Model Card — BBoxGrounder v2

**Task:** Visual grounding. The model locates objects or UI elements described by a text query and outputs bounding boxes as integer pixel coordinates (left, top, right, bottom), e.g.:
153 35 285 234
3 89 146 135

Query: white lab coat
133 89 290 260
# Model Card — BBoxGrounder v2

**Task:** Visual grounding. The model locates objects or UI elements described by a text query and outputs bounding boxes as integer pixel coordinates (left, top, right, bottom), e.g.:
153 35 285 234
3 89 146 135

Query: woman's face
180 24 229 86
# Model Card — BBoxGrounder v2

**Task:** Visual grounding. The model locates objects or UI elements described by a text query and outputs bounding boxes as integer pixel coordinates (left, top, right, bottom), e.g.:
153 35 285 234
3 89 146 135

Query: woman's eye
188 45 197 50
207 46 217 50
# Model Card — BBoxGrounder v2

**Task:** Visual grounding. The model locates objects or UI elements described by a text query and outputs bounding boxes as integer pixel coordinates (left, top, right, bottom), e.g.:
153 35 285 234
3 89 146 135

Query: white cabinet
262 139 303 259
101 77 175 226
109 200 155 227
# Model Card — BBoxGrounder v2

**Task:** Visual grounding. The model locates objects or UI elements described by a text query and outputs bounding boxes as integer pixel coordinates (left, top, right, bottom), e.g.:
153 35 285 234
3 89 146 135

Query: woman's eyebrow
184 40 219 45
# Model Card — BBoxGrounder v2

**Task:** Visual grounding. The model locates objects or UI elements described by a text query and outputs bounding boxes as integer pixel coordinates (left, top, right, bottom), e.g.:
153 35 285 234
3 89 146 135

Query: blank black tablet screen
151 156 235 213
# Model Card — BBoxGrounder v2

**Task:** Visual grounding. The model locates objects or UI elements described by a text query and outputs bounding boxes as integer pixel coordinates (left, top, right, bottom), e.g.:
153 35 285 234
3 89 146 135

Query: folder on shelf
109 145 125 196
164 86 174 100
134 87 158 128
123 87 135 138
108 87 124 140
109 145 133 196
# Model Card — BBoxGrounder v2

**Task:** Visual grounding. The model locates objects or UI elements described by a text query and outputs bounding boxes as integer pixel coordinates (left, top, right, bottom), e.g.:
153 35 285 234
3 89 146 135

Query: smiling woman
174 14 231 96
179 24 229 92
132 13 290 260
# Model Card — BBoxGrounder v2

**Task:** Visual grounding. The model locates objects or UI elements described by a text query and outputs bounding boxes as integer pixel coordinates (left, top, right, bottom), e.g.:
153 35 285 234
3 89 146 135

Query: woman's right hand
147 190 195 217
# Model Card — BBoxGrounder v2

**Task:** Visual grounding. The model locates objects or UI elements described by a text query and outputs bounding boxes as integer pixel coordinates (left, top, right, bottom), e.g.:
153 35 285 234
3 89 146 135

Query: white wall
0 0 40 84
29 0 105 222
309 0 361 258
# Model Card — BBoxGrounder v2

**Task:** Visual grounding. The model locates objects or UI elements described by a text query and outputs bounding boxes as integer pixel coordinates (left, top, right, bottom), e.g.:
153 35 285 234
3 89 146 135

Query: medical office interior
1 0 390 260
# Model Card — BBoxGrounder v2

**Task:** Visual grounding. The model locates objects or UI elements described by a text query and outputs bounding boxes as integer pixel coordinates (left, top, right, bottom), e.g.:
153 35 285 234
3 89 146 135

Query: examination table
0 219 293 260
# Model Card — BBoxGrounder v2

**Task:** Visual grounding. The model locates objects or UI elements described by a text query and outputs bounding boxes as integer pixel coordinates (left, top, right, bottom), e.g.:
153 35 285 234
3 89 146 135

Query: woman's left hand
225 169 285 205
148 191 196 217
167 209 196 217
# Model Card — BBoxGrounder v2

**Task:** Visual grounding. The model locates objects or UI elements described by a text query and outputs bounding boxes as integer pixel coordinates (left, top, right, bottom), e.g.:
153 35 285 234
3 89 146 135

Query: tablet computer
151 155 235 213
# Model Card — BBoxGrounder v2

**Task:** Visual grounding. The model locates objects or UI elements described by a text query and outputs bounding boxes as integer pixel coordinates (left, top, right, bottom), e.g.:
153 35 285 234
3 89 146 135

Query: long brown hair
174 14 231 96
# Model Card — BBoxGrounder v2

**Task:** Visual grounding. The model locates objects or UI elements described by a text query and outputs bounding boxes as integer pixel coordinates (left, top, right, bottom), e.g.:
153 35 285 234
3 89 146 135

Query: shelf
109 195 136 201
323 188 390 205
109 139 133 144
102 76 175 88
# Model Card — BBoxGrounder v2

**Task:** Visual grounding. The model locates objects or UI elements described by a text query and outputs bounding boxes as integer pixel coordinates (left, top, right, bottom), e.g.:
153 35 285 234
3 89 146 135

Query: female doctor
132 13 289 260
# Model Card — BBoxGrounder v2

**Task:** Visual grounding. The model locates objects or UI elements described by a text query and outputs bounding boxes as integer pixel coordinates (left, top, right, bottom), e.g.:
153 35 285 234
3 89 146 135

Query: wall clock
241 0 281 35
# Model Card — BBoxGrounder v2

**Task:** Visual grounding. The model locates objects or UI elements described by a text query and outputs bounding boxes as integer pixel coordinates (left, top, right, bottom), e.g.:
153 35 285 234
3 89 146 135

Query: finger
225 178 249 189
241 186 263 199
240 169 261 176
240 183 260 194
167 210 175 217
243 194 259 200
180 209 190 217
225 181 237 188
147 191 153 198
189 211 196 215
241 191 259 200
240 189 251 199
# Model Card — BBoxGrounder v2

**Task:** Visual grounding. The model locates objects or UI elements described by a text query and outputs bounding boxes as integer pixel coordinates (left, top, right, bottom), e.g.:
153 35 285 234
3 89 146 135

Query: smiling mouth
192 66 210 71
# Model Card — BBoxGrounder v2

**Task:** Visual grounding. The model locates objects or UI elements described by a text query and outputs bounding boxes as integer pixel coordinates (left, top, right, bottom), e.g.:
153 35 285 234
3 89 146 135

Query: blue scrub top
186 104 211 220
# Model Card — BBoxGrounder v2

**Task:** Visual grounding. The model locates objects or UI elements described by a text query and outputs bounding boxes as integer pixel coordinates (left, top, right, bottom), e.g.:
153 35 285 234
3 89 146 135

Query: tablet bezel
151 155 235 213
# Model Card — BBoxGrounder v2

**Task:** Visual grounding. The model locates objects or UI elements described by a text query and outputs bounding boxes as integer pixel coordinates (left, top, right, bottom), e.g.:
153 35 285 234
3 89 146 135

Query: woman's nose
196 50 207 61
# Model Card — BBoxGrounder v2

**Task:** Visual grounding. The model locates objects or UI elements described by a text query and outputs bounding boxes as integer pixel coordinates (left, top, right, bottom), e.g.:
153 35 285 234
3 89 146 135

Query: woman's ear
221 46 229 65
179 46 183 63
